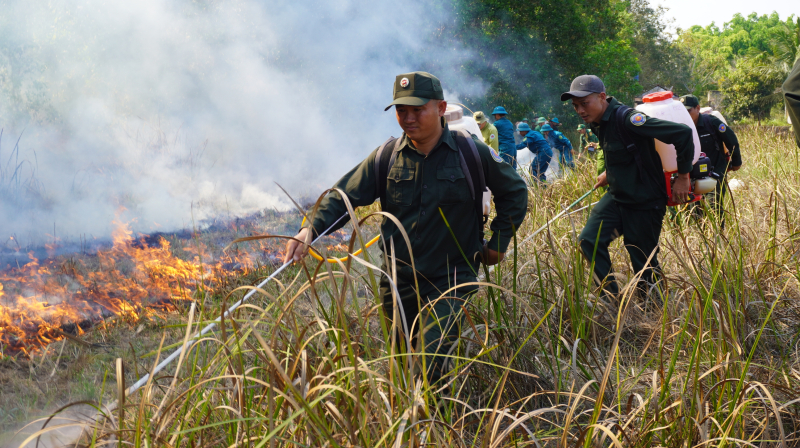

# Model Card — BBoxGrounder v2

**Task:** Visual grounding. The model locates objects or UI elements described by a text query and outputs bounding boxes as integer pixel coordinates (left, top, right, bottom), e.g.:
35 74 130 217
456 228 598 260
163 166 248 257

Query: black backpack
701 113 728 160
373 129 488 227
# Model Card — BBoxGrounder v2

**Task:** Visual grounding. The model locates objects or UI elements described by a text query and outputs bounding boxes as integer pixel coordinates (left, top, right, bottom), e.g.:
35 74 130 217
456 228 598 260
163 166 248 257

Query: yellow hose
301 217 380 263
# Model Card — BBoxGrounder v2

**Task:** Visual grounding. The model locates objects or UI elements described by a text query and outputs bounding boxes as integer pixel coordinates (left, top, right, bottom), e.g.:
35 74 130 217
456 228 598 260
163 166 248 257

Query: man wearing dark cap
562 75 695 301
284 71 528 387
784 58 800 148
680 94 742 222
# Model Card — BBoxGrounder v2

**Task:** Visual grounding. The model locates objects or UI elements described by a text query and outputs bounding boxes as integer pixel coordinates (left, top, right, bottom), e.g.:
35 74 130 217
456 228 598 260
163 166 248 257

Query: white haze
0 0 481 246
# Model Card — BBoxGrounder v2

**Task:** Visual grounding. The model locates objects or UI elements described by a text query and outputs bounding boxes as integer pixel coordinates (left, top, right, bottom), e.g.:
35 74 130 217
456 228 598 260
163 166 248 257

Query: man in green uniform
562 75 694 299
784 58 800 148
535 117 547 132
680 94 742 220
474 111 499 151
577 124 600 157
284 72 528 385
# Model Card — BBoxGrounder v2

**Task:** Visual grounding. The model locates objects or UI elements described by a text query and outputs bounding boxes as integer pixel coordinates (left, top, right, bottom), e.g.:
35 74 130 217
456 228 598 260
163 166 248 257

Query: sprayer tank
635 92 701 172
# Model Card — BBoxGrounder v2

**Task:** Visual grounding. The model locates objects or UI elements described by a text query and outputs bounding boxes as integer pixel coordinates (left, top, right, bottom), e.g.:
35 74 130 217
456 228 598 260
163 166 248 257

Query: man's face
571 92 608 124
542 131 550 139
578 128 586 135
519 131 528 137
688 106 700 123
396 100 446 141
494 114 504 120
479 121 487 130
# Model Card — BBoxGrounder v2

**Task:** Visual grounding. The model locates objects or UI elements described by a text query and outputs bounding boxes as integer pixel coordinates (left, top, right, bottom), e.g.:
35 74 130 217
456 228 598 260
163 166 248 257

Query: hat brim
384 96 431 111
560 90 596 102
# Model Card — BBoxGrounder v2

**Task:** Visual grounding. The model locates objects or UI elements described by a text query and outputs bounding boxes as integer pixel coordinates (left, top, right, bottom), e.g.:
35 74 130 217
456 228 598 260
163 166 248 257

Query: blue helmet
550 117 560 124
540 124 554 132
492 106 508 115
516 123 532 132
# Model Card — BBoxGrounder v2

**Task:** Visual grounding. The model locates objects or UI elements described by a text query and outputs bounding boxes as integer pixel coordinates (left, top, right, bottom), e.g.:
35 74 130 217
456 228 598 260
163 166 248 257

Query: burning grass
5 128 800 447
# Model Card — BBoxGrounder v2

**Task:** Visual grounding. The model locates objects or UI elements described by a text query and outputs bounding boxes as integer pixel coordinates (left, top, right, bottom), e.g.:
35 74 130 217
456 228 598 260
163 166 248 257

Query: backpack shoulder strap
701 113 725 156
615 105 645 183
453 130 488 223
374 136 401 208
615 106 669 197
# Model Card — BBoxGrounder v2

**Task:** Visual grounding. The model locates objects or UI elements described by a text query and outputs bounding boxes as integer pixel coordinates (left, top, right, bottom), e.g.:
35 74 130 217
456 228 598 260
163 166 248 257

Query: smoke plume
0 0 481 247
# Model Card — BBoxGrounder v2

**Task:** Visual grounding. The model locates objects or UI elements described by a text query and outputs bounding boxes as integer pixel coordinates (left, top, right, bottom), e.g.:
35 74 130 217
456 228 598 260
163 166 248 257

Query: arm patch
630 113 647 126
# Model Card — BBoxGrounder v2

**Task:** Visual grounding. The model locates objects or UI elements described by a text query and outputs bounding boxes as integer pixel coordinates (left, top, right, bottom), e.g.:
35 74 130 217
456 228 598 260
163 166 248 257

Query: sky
656 0 797 33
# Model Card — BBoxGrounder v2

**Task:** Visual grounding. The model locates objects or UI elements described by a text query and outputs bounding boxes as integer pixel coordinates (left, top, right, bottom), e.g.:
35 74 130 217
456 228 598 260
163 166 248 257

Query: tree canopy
429 1 798 124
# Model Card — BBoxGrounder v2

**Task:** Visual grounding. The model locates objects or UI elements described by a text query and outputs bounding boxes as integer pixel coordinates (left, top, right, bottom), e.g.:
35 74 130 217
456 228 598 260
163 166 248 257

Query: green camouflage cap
577 124 587 130
680 94 700 109
536 117 547 124
385 71 444 111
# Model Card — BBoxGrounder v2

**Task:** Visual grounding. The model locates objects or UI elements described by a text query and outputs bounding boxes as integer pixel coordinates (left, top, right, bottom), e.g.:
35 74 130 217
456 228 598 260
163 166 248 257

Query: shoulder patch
718 123 726 133
489 148 504 163
630 113 647 126
490 133 496 140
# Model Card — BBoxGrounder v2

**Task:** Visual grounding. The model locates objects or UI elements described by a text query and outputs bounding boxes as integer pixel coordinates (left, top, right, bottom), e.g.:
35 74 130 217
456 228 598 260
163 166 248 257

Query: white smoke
0 0 482 247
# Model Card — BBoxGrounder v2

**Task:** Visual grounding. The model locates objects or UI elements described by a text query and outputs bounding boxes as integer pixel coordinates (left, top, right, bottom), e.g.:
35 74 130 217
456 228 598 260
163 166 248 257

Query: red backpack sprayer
635 91 718 206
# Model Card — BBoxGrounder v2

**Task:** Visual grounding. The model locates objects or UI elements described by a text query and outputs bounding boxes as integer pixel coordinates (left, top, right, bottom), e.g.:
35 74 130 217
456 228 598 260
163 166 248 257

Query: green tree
623 0 691 93
721 55 785 122
675 24 734 95
432 0 640 126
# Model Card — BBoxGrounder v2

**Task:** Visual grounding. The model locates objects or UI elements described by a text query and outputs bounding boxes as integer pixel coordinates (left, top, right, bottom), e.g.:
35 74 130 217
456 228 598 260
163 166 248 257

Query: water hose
301 216 380 263
517 187 596 248
125 213 349 396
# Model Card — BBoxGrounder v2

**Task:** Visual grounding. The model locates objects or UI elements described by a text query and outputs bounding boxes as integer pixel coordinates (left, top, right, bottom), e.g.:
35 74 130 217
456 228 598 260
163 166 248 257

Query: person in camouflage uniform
284 72 528 385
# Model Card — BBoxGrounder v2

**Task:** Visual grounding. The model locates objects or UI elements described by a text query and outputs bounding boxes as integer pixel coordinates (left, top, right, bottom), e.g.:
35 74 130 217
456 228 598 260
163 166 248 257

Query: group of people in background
473 108 590 183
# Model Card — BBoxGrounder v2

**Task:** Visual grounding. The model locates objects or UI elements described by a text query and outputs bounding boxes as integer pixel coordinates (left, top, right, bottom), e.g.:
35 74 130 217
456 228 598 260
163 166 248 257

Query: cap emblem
400 77 410 88
630 113 647 126
490 134 496 140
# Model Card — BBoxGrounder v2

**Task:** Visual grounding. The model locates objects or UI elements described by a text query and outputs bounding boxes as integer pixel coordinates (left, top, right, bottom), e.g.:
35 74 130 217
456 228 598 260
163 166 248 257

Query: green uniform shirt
579 131 599 151
306 124 528 283
590 97 694 208
480 122 500 151
784 58 800 148
596 148 606 175
695 114 741 175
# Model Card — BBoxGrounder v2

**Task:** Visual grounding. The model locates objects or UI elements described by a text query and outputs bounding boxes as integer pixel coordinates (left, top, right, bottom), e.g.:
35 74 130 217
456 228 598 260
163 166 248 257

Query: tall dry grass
19 128 800 447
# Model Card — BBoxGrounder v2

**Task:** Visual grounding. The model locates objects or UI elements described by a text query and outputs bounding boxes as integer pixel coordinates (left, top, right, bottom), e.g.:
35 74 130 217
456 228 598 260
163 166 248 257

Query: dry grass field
3 127 800 447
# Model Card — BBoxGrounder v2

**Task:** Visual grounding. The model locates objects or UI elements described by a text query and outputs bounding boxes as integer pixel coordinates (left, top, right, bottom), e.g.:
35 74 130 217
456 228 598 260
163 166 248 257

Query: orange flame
0 220 251 356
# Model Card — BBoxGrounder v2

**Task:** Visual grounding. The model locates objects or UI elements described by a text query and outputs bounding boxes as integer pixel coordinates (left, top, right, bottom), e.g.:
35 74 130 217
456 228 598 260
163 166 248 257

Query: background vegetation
432 0 799 126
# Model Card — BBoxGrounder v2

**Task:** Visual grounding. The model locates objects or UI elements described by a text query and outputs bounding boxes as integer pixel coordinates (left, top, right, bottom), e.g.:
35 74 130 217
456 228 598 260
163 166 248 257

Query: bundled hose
517 187 596 249
301 216 380 263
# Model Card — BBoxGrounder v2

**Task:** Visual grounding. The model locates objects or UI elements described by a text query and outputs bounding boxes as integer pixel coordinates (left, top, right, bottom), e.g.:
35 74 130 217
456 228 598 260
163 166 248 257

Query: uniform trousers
578 193 666 296
558 148 575 169
704 176 729 226
499 146 518 169
379 274 477 384
530 153 551 182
